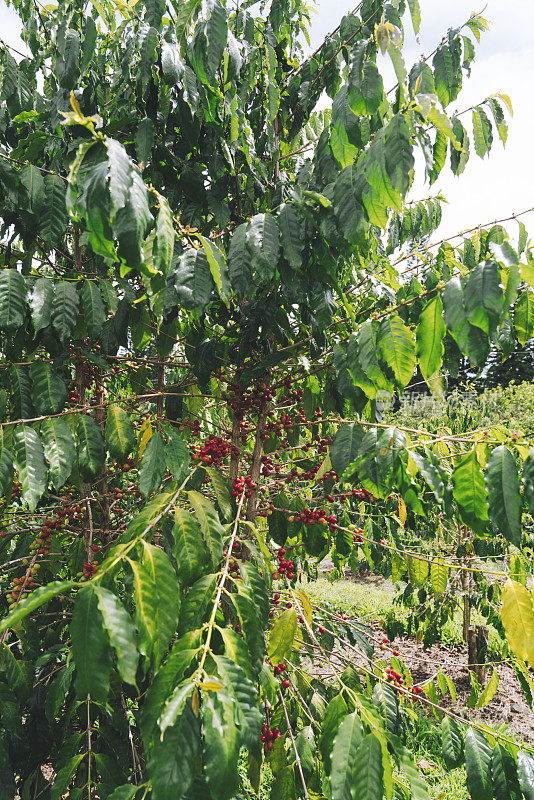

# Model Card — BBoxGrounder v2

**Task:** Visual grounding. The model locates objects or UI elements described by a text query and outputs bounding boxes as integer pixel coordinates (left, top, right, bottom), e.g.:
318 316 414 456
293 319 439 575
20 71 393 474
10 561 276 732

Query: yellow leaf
199 680 224 692
501 578 534 666
192 687 200 716
297 590 313 627
496 92 513 117
398 497 407 526
69 91 84 121
138 420 153 458
430 558 448 596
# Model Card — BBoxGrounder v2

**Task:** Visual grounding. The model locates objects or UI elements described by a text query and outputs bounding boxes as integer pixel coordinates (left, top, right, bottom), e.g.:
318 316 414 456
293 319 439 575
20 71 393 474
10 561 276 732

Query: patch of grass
300 577 393 617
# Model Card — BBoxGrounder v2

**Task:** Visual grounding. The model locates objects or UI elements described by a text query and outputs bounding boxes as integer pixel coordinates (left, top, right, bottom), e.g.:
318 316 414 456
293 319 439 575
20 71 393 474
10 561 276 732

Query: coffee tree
1 0 534 797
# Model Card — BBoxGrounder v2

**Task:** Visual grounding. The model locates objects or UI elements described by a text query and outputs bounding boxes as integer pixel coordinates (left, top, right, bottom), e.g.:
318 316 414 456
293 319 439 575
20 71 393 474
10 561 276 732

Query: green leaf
147 704 200 800
330 423 363 477
514 290 534 345
75 413 105 481
135 117 155 165
452 451 489 534
50 754 85 800
407 0 421 33
202 468 231 522
41 417 76 490
464 728 493 800
228 223 251 298
351 734 384 800
52 280 79 343
278 203 303 270
464 261 503 334
0 642 29 700
267 608 297 664
517 751 534 800
372 681 399 733
121 483 179 543
203 690 240 800
106 787 139 800
472 106 493 158
29 277 53 334
441 717 463 768
187 490 224 567
0 269 26 331
450 116 470 175
432 40 461 108
71 586 111 703
416 297 445 383
213 655 262 748
163 426 190 482
93 585 138 686
172 508 208 585
40 173 67 246
130 542 180 665
139 431 166 497
491 744 522 800
154 194 175 275
105 405 135 464
348 42 383 116
331 712 363 800
20 163 45 214
13 425 47 511
246 213 280 283
198 235 230 303
174 248 214 309
158 679 195 738
10 364 33 420
81 280 106 339
378 315 416 388
161 41 184 83
485 445 521 546
205 0 228 78
430 559 448 596
0 581 74 635
29 361 67 415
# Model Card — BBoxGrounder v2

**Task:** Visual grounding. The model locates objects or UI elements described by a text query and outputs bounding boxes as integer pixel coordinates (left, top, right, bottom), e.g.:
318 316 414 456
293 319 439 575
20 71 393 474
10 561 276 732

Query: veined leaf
52 280 79 343
472 106 493 158
378 315 416 388
198 234 230 303
0 581 74 634
475 668 499 708
202 691 240 800
29 277 53 334
416 296 445 383
267 608 297 664
517 751 534 800
10 364 33 420
40 173 68 246
41 417 75 489
105 405 135 464
93 585 138 686
135 116 155 166
464 728 493 800
187 490 224 567
172 508 208 585
430 558 448 596
158 679 195 738
13 425 47 511
129 542 180 665
501 578 534 666
331 712 363 800
147 704 200 800
139 431 166 497
71 586 111 703
514 290 534 345
246 213 280 284
278 203 304 270
154 193 175 275
451 451 489 534
75 413 105 481
485 445 521 546
491 744 522 800
30 361 67 415
351 734 384 800
81 280 106 339
0 269 26 331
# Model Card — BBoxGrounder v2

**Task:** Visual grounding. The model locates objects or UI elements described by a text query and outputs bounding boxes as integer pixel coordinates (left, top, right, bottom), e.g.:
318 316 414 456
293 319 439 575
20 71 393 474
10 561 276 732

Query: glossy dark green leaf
172 508 208 585
105 405 135 464
187 490 224 567
52 280 79 343
13 424 47 511
75 413 105 481
464 728 493 800
148 704 200 800
452 451 489 534
203 690 240 800
93 586 138 686
30 361 67 415
81 280 106 339
0 269 26 331
71 586 111 703
41 416 76 489
331 711 363 800
486 445 521 546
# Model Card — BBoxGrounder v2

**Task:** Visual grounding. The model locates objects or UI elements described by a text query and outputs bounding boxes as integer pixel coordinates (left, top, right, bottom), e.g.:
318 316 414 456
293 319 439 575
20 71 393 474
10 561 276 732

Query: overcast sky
1 0 533 243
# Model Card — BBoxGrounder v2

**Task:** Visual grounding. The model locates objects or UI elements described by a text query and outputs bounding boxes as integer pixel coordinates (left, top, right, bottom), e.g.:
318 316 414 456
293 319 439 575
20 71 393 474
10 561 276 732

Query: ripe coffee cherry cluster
81 560 98 580
223 381 275 416
289 508 338 533
351 526 364 544
192 436 238 466
273 661 287 677
69 388 81 404
260 723 281 752
261 454 275 475
178 417 201 436
268 592 281 618
382 666 404 688
276 547 295 581
231 475 257 499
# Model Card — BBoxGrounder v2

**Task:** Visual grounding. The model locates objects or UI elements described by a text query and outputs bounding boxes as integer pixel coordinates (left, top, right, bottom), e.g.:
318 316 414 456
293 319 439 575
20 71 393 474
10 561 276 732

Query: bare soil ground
317 563 534 745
